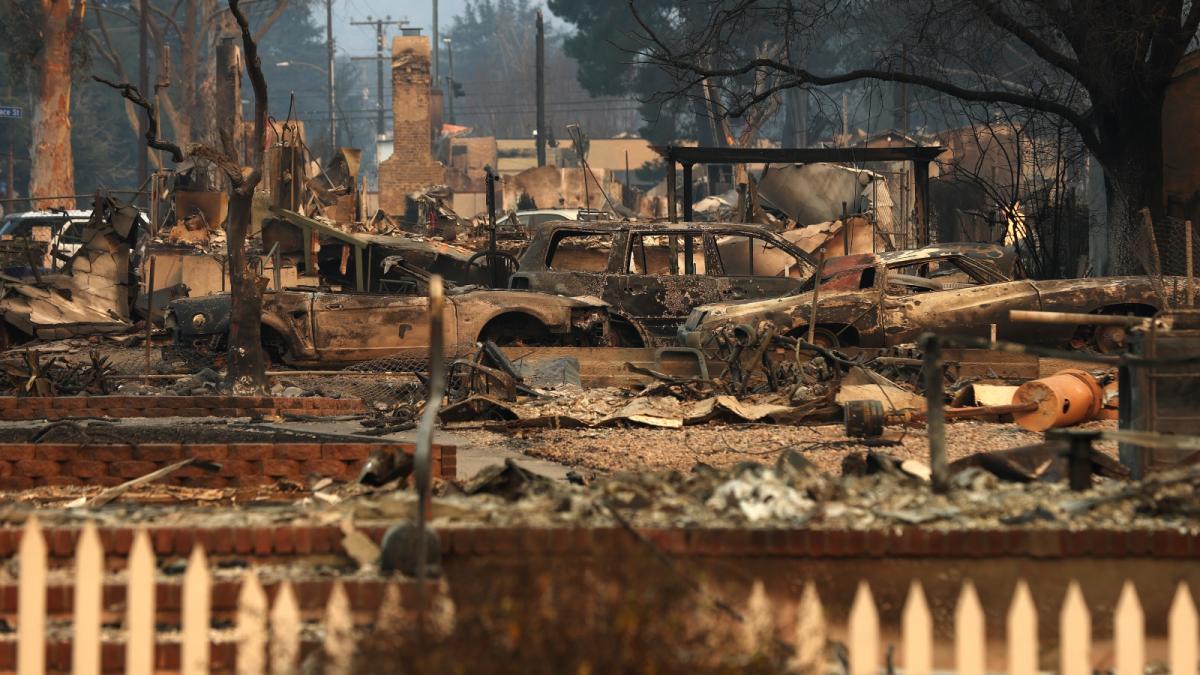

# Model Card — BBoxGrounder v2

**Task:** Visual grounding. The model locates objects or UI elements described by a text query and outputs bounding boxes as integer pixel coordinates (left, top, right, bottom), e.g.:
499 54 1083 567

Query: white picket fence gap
10 517 1200 674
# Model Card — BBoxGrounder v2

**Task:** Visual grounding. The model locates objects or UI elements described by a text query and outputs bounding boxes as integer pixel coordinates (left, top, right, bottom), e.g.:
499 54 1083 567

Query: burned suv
509 221 817 345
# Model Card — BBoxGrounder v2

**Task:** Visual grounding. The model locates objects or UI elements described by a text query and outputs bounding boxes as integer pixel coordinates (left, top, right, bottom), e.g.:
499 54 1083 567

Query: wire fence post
921 333 948 492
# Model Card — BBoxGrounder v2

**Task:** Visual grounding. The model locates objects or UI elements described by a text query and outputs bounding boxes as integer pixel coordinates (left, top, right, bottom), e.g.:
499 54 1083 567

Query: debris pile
336 451 1200 531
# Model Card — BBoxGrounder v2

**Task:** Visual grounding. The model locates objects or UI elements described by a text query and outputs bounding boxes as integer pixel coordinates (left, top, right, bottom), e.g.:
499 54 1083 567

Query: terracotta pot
1012 369 1104 432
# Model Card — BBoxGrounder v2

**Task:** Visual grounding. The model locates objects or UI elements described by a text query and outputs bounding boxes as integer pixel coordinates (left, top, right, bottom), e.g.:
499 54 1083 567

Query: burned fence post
1048 430 1100 492
807 252 826 346
920 333 949 493
485 166 500 289
682 162 694 222
667 157 678 223
144 256 156 385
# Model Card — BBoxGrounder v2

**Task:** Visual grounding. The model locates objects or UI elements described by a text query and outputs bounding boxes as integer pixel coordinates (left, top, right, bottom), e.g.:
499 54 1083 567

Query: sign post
0 106 23 119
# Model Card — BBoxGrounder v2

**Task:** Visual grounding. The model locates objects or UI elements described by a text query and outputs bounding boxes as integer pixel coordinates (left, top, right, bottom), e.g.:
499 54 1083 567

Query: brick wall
378 34 446 214
0 395 365 420
0 441 455 489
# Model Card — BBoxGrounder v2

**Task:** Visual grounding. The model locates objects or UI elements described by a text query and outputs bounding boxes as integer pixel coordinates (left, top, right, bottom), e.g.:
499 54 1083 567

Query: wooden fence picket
237 568 268 675
1114 581 1145 675
902 580 932 675
17 517 45 675
1006 579 1037 675
955 581 985 675
375 582 405 636
72 522 102 675
323 581 355 675
1169 582 1198 675
181 544 211 675
847 581 879 675
740 580 772 653
270 580 301 675
8 536 1199 675
791 581 825 672
1060 581 1091 675
125 529 156 675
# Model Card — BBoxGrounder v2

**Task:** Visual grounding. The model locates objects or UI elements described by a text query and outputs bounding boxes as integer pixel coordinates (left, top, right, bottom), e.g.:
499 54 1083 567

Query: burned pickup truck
167 285 611 367
679 245 1187 352
509 221 817 345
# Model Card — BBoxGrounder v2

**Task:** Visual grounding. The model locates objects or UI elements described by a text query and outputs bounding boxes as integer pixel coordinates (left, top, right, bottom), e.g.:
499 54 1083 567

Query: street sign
0 107 22 119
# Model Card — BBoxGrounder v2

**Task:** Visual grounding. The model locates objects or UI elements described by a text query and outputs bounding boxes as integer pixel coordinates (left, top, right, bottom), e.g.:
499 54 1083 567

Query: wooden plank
1170 583 1199 675
792 581 825 672
181 544 211 675
1060 581 1091 675
324 581 354 675
237 569 268 675
72 522 103 675
847 581 879 675
17 516 46 675
126 529 156 675
955 581 985 675
902 580 932 675
270 580 300 675
1006 579 1038 675
1114 581 1145 675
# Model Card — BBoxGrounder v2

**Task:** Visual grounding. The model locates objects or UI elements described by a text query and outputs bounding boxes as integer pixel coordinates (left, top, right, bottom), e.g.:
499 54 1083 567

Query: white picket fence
13 517 433 675
10 516 1200 674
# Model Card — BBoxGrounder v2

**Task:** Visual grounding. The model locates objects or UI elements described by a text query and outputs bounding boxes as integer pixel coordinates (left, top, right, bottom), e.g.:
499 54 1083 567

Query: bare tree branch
970 0 1091 88
628 0 1104 154
253 0 289 42
90 76 185 163
229 0 267 195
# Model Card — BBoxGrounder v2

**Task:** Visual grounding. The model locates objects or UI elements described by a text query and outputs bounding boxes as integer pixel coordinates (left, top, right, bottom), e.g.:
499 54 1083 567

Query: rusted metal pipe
807 252 825 346
1009 309 1147 327
415 274 446 622
920 334 948 493
144 256 156 386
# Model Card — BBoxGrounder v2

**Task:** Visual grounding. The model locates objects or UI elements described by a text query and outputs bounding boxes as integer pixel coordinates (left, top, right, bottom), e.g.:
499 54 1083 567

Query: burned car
679 245 1185 352
509 221 817 344
167 283 612 367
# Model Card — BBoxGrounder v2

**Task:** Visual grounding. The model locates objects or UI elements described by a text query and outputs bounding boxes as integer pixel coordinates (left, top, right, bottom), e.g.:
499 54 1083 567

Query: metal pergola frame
654 145 946 243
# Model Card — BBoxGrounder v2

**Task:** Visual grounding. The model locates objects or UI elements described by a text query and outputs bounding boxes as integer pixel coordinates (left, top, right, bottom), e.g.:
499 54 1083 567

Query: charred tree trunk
1094 97 1168 276
224 190 267 392
95 0 269 393
29 0 85 209
223 0 269 393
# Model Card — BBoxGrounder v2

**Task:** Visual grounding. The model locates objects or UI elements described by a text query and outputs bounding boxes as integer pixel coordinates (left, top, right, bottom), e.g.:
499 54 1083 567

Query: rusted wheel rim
1094 325 1128 354
809 327 840 349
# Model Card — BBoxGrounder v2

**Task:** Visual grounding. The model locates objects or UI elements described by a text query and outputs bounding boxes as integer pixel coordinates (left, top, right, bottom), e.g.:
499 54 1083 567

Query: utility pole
138 0 149 187
535 10 546 168
443 38 456 125
325 0 338 152
351 16 409 139
432 0 439 85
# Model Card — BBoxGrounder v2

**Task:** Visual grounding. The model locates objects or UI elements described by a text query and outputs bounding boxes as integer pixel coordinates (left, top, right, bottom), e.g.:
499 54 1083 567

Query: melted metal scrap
0 192 140 341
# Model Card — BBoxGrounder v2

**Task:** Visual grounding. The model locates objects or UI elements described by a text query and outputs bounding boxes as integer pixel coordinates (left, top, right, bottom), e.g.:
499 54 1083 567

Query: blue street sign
0 107 22 119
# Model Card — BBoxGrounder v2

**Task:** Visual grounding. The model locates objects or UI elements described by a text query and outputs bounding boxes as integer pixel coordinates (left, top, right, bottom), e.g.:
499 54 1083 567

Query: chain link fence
1134 214 1200 307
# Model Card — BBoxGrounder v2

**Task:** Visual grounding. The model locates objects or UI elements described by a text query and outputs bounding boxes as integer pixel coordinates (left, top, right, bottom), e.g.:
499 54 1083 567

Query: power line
349 15 408 136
